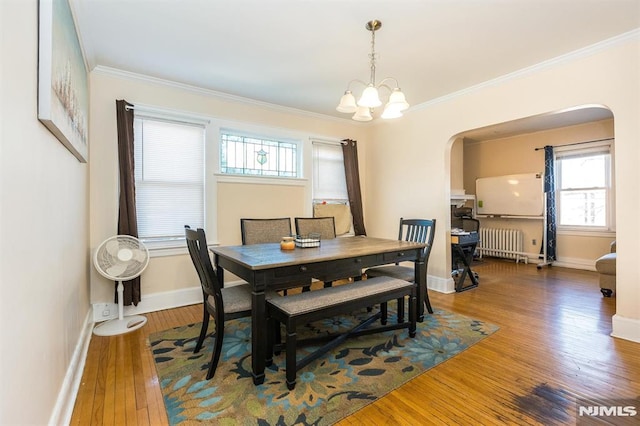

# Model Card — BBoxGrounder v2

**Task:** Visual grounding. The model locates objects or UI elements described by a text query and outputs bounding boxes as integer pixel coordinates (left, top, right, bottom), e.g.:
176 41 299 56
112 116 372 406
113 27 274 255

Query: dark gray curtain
115 99 141 305
342 139 367 236
543 145 557 262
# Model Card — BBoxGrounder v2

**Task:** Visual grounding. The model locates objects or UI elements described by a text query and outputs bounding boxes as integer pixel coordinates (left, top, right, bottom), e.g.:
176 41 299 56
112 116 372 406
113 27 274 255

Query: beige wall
89 70 370 305
1 1 91 424
367 34 639 342
461 119 615 267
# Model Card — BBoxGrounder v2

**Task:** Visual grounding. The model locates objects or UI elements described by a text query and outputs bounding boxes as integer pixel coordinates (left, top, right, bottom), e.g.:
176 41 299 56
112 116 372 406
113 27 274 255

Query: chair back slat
398 218 436 262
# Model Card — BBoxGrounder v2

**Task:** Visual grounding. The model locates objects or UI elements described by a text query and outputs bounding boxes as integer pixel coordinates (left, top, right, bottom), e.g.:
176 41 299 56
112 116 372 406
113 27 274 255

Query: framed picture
38 0 89 163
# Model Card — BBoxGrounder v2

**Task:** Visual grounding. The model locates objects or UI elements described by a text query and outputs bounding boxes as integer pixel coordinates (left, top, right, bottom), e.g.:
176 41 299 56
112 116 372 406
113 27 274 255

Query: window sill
143 241 220 258
557 229 616 238
215 174 307 186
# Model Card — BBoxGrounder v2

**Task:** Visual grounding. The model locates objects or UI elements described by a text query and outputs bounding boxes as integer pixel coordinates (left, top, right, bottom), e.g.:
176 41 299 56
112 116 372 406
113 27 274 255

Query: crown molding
411 29 640 112
92 65 355 124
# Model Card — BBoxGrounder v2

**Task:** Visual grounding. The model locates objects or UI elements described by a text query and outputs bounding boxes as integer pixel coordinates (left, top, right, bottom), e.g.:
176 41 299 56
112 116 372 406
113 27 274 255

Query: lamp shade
336 91 357 113
357 85 382 108
352 106 373 122
387 88 409 112
381 103 403 119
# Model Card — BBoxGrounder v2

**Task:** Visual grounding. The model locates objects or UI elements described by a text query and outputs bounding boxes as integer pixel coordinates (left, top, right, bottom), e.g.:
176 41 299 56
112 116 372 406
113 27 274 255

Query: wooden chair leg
266 317 275 367
194 304 209 353
409 294 417 338
206 318 224 380
424 289 434 314
285 323 297 390
397 296 405 323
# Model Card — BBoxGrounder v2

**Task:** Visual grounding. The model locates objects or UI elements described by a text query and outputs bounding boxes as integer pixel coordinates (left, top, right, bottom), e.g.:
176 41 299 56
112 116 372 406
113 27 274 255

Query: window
555 142 613 230
312 141 348 203
220 130 299 177
134 114 205 246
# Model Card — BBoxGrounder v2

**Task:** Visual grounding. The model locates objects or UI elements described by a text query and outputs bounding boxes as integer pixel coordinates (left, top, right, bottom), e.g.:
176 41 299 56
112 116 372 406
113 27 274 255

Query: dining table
211 235 428 385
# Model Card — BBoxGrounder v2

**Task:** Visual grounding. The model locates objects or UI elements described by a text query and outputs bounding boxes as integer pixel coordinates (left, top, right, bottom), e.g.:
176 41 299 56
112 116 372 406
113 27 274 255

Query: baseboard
518 253 596 271
611 314 640 343
427 274 456 294
49 310 93 426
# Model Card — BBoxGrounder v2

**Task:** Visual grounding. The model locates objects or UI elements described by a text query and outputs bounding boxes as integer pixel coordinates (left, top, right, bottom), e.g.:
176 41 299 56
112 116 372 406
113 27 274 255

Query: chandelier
336 20 409 122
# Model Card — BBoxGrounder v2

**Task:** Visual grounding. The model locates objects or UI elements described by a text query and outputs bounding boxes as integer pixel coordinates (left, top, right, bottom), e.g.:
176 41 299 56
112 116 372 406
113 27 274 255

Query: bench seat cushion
267 276 412 316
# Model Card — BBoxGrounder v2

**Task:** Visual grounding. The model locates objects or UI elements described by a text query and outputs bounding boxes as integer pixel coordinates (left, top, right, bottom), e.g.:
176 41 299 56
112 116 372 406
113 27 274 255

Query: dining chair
294 217 341 288
240 217 292 245
364 218 436 315
240 217 310 292
185 225 253 379
294 217 336 240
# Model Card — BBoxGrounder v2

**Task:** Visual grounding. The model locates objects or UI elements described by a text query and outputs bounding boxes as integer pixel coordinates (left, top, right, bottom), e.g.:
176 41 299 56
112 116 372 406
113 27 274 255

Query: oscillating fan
93 235 150 336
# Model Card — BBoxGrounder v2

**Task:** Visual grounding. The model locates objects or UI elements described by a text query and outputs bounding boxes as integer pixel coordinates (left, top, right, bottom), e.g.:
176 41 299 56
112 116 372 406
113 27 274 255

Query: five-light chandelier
336 20 409 122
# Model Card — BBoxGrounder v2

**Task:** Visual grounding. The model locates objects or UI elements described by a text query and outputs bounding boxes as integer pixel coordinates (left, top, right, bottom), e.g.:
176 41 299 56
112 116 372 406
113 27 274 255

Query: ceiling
71 0 639 130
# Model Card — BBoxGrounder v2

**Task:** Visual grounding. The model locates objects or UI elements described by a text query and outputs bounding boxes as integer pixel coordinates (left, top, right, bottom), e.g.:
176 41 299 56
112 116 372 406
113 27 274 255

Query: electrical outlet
93 303 118 322
532 239 537 245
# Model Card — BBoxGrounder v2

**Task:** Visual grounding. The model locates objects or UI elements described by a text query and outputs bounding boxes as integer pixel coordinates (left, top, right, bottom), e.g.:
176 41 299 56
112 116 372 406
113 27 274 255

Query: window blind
134 116 205 242
312 141 348 202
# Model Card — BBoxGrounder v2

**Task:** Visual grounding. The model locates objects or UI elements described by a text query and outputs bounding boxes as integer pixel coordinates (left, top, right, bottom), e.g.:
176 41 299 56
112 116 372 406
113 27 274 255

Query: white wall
367 32 640 342
0 1 91 424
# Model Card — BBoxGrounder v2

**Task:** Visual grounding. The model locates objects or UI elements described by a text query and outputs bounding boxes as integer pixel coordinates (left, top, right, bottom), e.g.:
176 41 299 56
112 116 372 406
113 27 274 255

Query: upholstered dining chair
294 217 336 240
240 217 310 292
240 217 293 245
365 218 436 315
185 225 254 380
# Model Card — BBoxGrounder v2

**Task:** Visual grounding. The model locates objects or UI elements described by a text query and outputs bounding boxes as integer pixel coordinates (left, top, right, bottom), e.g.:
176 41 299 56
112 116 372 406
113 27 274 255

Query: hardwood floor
71 259 639 425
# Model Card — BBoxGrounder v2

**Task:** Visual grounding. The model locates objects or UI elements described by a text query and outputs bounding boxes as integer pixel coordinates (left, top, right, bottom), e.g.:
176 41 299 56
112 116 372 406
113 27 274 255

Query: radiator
478 228 527 263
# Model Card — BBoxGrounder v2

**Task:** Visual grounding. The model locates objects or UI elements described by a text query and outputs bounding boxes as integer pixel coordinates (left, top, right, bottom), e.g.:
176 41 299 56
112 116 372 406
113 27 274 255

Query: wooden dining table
211 235 428 385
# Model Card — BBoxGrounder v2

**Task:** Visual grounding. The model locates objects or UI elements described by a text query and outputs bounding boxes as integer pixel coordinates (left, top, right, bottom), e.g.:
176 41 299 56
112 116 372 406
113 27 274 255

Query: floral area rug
149 307 498 425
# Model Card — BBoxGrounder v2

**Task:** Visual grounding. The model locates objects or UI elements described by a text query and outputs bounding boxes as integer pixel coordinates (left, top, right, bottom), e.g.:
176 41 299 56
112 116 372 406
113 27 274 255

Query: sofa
595 241 616 297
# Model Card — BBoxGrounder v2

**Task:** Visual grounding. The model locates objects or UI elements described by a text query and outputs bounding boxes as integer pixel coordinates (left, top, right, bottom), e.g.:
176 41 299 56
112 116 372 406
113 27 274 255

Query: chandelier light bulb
352 106 373 122
387 88 410 111
358 85 382 108
336 91 358 113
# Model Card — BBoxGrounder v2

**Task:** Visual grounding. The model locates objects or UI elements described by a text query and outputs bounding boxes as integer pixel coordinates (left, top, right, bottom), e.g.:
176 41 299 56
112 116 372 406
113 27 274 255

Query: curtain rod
534 137 613 151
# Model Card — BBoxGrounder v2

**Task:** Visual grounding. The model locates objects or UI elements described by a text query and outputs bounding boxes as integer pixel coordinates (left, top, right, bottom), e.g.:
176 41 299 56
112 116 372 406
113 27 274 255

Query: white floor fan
93 235 150 336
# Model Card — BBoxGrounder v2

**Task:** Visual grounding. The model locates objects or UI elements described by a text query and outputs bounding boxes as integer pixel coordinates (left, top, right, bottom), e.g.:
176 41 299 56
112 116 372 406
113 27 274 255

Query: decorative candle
280 236 295 250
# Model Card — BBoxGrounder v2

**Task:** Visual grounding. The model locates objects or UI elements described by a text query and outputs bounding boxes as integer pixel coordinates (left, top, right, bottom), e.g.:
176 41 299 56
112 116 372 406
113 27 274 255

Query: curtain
341 139 367 236
543 145 557 262
115 99 141 305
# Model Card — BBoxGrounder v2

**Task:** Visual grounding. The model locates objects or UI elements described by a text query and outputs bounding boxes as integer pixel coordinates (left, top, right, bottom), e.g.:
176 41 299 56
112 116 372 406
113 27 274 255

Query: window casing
134 114 206 247
555 142 614 232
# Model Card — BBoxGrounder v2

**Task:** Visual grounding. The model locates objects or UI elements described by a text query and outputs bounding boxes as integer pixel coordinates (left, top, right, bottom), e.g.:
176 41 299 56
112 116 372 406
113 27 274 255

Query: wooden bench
266 276 417 390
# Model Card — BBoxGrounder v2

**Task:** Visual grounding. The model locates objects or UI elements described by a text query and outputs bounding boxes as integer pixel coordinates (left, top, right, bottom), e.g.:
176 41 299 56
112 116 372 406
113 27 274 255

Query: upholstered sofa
595 241 616 297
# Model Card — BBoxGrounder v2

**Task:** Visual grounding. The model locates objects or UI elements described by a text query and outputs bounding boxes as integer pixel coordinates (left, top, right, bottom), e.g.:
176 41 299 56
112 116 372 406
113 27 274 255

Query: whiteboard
476 173 543 217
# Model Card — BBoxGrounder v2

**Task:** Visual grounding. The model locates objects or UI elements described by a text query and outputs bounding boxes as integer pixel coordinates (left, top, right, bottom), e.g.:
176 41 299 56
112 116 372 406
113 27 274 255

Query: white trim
412 29 640 111
215 174 307 186
49 310 93 426
611 314 640 343
427 274 456 294
123 286 203 316
93 65 354 124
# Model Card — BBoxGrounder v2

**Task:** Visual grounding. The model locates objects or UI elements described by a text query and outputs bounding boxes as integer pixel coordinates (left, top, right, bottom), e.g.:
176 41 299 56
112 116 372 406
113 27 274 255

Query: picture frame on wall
38 0 89 163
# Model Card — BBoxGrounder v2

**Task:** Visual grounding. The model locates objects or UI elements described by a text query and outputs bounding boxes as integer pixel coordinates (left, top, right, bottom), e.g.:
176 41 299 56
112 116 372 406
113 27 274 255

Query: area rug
149 308 498 425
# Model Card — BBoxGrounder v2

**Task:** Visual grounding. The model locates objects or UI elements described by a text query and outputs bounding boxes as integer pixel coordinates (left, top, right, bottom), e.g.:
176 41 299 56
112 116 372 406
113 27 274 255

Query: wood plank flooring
71 259 640 425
